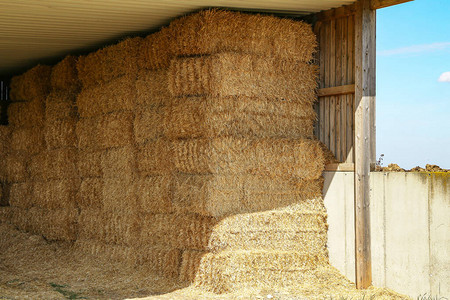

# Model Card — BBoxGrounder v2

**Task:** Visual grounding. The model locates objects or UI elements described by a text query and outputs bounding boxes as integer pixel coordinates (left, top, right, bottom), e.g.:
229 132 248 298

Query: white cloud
378 42 450 56
438 72 450 82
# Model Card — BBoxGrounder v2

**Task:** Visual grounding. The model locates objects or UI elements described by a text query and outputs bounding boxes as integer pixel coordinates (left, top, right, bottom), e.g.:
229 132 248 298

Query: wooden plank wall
314 5 356 164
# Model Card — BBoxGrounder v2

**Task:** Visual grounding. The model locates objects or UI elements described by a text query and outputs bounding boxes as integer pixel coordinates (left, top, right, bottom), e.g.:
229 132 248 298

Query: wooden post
354 0 375 289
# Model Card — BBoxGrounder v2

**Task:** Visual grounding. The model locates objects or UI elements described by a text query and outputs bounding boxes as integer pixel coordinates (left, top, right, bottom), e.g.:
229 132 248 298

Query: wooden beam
346 14 354 164
354 0 375 289
317 3 356 21
318 84 355 97
371 0 413 10
325 163 355 171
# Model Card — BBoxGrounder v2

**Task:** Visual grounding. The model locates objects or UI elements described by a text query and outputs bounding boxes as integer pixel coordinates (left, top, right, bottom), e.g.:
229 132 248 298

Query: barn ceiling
0 0 356 77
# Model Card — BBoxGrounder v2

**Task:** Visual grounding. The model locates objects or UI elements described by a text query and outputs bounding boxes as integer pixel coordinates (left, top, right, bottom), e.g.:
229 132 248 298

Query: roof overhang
0 0 411 76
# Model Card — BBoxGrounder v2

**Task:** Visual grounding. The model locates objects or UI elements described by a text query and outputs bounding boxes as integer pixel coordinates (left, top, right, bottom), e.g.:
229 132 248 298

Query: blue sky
376 0 450 169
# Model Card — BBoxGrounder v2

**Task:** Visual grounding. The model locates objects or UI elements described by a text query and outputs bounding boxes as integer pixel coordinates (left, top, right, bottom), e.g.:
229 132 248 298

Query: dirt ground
0 220 185 299
0 220 410 300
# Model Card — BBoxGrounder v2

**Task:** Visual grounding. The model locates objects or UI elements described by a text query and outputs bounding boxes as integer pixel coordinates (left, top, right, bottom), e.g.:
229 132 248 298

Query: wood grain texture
354 0 374 289
346 14 355 163
371 0 413 9
329 19 336 157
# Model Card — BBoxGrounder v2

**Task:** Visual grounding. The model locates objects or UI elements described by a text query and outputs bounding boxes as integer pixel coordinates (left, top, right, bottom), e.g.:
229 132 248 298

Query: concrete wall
324 171 449 298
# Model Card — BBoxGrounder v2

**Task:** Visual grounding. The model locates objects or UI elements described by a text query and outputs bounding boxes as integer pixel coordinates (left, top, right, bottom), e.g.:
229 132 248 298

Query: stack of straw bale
1 9 332 293
5 65 55 238
75 37 184 278
140 10 327 291
81 9 328 287
7 57 81 241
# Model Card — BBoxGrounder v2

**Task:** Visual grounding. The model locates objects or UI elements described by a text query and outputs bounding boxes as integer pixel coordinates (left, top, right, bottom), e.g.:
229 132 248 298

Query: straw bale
168 53 317 103
77 178 103 209
179 250 207 283
320 141 339 164
0 127 11 182
130 245 182 279
28 152 45 180
45 91 78 122
241 177 324 213
77 37 142 87
74 239 182 278
0 206 12 222
74 238 132 261
137 213 217 250
135 69 171 107
173 174 240 217
212 204 327 232
5 153 28 183
76 75 137 118
194 250 326 293
0 126 11 154
44 119 77 149
172 138 245 175
78 111 135 151
76 117 100 151
7 100 45 128
207 203 328 253
174 174 324 217
9 65 52 101
172 214 218 250
50 55 80 92
168 9 316 62
77 150 103 178
78 209 140 246
101 146 136 179
30 149 77 180
136 175 174 214
10 127 45 155
48 148 78 179
138 213 177 247
10 206 78 241
137 140 174 176
8 182 33 209
173 138 324 180
209 230 328 254
138 28 174 70
166 96 315 139
98 112 134 149
102 177 138 213
0 159 6 183
31 179 80 210
134 105 166 144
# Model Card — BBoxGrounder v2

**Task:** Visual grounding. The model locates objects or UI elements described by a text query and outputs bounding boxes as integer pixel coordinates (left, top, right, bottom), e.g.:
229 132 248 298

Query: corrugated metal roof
0 0 356 76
